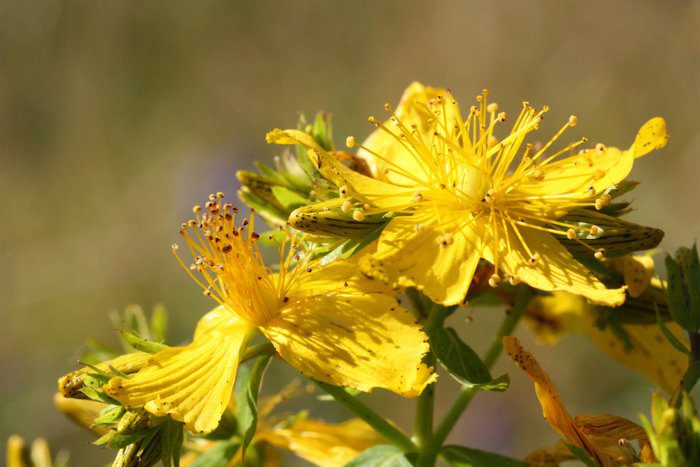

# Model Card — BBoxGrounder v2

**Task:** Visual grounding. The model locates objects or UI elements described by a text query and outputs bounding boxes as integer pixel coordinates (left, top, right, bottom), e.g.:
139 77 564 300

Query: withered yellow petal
105 310 254 434
362 213 482 306
261 293 435 397
619 255 655 298
58 351 151 399
485 224 626 306
631 117 668 158
259 418 384 467
503 336 614 466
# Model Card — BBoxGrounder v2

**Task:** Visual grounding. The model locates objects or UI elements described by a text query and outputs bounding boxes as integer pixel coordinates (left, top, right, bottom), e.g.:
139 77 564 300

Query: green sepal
236 354 272 459
160 418 184 467
93 405 127 427
428 328 509 391
271 185 307 210
345 445 416 467
440 445 526 466
150 303 168 343
119 330 168 354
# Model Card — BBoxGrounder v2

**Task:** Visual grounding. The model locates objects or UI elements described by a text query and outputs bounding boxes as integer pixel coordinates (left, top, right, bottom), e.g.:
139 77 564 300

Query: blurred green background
2 1 699 465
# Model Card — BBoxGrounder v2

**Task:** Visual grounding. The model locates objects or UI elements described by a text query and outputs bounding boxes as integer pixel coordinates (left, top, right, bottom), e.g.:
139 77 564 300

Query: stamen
352 210 365 221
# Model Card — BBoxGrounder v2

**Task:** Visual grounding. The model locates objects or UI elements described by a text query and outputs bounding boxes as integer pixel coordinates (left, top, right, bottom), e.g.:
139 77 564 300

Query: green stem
413 305 446 454
240 343 275 364
430 288 532 456
315 381 416 452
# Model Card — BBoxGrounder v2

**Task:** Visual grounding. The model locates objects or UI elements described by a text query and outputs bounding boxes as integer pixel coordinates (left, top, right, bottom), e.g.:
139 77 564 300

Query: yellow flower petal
524 292 589 345
292 247 398 297
105 309 254 434
613 255 655 298
503 336 614 466
259 418 384 467
358 82 453 185
261 293 435 397
486 224 626 306
586 321 687 394
266 128 414 209
631 117 668 158
362 213 482 306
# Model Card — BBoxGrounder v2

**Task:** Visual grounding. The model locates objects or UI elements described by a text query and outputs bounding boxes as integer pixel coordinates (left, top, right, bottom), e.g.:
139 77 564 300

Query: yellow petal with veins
266 128 414 209
485 223 626 306
361 212 482 306
105 309 254 434
261 293 435 397
259 418 384 467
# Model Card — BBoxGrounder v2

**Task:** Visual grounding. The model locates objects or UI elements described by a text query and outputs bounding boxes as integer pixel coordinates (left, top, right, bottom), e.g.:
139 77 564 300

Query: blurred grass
1 0 699 464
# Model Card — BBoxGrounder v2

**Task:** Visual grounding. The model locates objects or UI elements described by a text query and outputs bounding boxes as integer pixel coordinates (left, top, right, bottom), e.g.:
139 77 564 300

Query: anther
413 192 424 203
488 274 501 288
381 167 390 175
352 210 365 221
339 186 349 199
306 267 313 273
497 112 507 122
216 192 224 198
487 103 499 113
596 143 606 152
414 224 423 232
208 194 216 201
568 115 578 126
368 116 376 124
566 229 577 240
595 249 606 260
384 103 393 111
438 233 454 247
509 275 521 286
532 168 545 181
193 205 201 213
341 200 353 213
587 186 596 196
590 225 601 236
346 136 356 148
529 253 541 265
595 193 612 210
171 244 179 250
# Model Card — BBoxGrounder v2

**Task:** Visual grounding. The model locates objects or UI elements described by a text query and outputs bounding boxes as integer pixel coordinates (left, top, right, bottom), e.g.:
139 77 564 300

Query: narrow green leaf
429 328 492 386
345 445 415 467
237 355 272 458
655 304 690 355
440 445 526 467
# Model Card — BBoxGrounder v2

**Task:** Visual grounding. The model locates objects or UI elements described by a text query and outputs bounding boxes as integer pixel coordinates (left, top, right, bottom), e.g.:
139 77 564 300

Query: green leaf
440 445 526 466
345 445 415 467
119 330 169 354
564 444 597 467
236 354 272 459
429 327 508 390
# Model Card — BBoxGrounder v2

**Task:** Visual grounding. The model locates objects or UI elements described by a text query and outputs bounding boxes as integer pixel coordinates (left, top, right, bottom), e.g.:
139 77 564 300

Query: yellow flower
180 382 385 467
257 418 383 467
104 195 434 434
267 82 668 306
504 336 655 466
523 255 688 394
